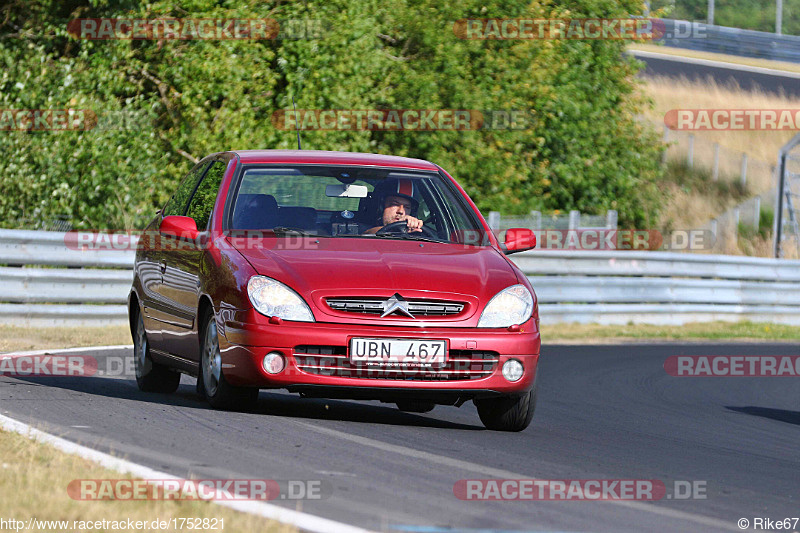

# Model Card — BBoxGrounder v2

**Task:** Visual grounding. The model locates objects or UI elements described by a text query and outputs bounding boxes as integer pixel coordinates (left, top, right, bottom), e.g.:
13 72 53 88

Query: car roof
229 150 439 170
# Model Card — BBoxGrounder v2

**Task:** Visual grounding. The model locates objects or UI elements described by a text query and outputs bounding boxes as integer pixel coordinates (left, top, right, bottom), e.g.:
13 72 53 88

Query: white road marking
0 413 372 533
1 345 134 356
315 470 358 477
295 421 740 532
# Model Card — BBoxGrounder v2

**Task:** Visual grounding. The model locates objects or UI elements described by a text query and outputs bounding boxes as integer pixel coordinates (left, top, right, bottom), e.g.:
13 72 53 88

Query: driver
364 178 424 234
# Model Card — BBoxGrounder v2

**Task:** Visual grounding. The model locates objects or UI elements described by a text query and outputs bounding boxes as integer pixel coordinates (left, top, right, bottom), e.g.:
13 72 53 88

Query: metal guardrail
658 19 800 64
1 230 800 326
0 229 135 268
518 250 800 325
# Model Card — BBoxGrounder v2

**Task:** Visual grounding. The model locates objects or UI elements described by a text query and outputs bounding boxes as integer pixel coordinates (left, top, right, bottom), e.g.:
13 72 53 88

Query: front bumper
217 313 540 397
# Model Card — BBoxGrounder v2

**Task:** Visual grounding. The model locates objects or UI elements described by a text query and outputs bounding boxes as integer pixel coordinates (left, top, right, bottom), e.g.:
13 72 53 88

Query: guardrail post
740 153 748 188
606 210 618 230
487 211 500 230
713 143 720 181
530 210 541 231
688 134 694 169
569 210 580 230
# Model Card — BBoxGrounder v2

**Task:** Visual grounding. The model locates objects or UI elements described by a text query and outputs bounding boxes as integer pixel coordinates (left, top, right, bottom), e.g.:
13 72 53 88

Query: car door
144 159 210 354
159 156 230 360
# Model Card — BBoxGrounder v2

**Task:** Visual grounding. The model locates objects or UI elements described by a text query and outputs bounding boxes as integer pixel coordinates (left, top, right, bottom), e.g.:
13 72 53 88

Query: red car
128 150 540 431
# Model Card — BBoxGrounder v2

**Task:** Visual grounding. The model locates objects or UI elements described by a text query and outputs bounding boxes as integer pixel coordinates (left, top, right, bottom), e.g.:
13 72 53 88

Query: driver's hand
404 216 423 232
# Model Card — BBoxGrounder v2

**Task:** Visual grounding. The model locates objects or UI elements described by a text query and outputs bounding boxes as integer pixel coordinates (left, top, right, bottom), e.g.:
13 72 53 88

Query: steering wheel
376 220 439 239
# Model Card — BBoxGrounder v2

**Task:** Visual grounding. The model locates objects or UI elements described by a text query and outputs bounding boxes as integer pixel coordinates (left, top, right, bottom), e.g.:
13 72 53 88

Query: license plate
349 338 447 367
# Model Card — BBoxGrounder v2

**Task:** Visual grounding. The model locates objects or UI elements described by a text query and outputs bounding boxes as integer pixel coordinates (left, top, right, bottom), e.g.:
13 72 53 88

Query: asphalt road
631 50 800 98
2 343 799 532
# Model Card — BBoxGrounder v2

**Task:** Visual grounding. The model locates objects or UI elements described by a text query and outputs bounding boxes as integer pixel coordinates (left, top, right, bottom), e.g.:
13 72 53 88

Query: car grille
325 298 464 316
293 345 498 381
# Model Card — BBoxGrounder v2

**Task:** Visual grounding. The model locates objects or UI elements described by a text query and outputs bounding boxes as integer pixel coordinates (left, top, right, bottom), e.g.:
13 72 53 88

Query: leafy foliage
0 0 663 230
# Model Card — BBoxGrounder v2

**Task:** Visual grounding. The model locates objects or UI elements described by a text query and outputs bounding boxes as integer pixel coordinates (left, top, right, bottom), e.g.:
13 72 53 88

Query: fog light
263 352 285 374
502 359 524 382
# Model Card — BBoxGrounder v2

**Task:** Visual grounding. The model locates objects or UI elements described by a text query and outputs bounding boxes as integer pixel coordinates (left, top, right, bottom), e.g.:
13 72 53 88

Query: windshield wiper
272 226 321 237
373 232 442 243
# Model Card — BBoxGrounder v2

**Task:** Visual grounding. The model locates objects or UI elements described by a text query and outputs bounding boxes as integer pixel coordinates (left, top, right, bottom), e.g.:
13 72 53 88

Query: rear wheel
396 400 436 413
133 309 180 393
475 387 536 432
198 311 259 411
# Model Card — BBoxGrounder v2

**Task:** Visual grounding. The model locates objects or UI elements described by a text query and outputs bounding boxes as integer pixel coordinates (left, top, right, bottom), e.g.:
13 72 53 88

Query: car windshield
228 165 490 245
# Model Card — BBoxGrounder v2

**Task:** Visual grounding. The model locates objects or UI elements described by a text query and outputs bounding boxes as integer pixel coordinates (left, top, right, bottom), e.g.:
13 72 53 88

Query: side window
162 161 210 217
186 160 227 230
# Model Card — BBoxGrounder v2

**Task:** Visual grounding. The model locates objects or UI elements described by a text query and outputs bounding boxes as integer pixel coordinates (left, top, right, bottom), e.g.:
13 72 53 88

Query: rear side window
162 161 210 217
186 160 227 230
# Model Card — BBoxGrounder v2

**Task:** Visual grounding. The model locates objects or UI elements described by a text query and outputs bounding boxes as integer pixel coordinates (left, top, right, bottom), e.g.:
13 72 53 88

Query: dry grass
629 42 800 75
640 76 799 172
634 76 800 253
2 321 797 352
0 324 132 354
0 428 293 532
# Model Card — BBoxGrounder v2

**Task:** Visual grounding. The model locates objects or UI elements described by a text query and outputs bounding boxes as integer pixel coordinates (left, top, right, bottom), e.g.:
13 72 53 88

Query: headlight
477 284 533 328
247 276 315 322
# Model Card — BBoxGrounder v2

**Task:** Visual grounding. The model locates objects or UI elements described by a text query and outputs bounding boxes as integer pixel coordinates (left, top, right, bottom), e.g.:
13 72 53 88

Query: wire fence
661 125 776 195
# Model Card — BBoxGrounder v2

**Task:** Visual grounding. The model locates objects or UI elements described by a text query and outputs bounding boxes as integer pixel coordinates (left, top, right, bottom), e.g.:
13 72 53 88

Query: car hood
228 237 520 324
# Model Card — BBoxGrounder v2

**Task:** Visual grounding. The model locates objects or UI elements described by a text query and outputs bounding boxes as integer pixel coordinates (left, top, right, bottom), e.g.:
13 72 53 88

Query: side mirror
502 228 536 255
160 215 199 241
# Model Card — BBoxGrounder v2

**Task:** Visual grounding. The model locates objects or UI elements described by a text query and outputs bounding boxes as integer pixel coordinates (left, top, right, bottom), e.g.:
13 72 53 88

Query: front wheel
475 388 536 432
198 311 259 411
133 309 180 393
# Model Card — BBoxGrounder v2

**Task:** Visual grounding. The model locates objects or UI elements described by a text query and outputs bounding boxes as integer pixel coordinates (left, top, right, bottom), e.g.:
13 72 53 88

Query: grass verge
542 321 800 342
0 322 796 351
0 324 131 353
0 428 293 532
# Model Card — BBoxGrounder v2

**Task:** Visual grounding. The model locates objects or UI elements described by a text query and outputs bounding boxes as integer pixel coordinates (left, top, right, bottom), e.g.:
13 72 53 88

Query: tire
133 308 181 393
475 387 537 432
396 400 436 413
197 310 259 411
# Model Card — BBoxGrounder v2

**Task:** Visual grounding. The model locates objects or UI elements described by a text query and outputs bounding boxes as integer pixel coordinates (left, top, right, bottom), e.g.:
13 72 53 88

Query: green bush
0 0 663 230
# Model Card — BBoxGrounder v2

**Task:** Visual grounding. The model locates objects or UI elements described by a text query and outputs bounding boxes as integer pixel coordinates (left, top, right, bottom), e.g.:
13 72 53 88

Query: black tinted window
162 161 209 217
230 165 490 245
186 160 227 230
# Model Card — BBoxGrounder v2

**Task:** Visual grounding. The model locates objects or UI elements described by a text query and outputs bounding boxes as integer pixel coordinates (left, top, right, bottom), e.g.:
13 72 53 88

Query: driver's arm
364 216 423 234
404 215 423 232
